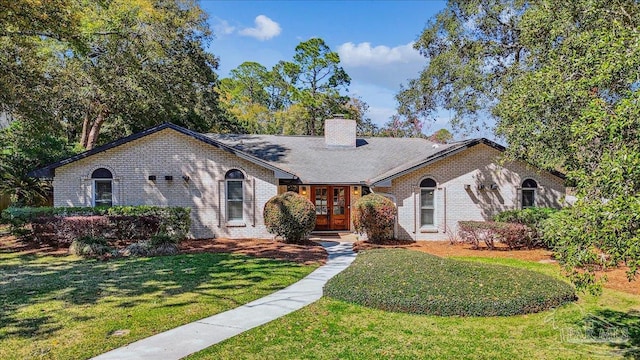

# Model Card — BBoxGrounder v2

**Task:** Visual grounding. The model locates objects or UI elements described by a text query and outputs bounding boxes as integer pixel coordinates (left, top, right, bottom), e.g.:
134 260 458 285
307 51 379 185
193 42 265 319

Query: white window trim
92 179 113 207
521 188 537 209
521 178 538 209
419 179 437 230
225 179 245 224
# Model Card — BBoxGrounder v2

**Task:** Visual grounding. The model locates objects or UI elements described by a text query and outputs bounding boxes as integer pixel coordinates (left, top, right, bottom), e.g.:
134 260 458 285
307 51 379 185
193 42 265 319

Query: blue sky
200 0 451 133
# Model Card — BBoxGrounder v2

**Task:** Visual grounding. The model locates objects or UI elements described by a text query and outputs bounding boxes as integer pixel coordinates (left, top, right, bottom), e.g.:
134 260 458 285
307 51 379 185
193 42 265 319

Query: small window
521 179 537 208
225 169 245 221
420 178 436 227
91 168 113 207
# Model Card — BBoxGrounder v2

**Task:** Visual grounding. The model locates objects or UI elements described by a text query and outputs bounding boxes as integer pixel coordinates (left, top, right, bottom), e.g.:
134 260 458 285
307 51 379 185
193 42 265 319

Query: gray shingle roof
205 133 466 184
30 122 564 182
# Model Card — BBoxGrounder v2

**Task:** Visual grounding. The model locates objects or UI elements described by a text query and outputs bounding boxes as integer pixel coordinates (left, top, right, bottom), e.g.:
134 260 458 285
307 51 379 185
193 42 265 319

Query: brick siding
374 144 565 241
53 128 278 239
53 130 565 241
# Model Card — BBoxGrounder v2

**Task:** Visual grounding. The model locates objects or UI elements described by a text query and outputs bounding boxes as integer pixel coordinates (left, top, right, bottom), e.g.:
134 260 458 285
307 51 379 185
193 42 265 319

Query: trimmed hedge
493 207 558 248
324 249 576 317
458 221 532 249
264 192 316 244
2 206 191 244
352 194 396 243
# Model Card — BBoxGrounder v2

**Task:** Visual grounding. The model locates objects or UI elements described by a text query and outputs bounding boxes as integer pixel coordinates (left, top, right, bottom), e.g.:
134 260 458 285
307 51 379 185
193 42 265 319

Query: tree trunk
84 109 108 150
80 112 90 149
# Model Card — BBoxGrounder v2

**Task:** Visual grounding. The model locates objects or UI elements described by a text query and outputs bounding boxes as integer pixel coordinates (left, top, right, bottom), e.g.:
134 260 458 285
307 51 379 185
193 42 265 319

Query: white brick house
32 119 565 240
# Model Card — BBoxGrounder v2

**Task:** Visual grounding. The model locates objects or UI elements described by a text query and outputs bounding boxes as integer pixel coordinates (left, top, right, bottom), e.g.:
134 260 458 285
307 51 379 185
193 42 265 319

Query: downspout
252 179 256 227
218 179 223 227
443 187 447 234
413 190 417 240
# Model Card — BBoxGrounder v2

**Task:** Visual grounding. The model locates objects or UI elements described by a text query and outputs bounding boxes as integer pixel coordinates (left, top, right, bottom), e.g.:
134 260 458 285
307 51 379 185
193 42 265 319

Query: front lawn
0 247 317 359
188 253 640 359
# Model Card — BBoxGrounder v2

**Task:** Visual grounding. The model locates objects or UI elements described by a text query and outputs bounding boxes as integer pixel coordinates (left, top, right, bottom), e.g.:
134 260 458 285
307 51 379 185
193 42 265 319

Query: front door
311 186 350 231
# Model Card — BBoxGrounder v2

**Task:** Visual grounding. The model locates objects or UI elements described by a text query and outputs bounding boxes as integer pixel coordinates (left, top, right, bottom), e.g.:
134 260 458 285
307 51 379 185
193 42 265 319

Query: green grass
187 293 640 360
188 251 640 360
0 250 316 359
325 249 575 316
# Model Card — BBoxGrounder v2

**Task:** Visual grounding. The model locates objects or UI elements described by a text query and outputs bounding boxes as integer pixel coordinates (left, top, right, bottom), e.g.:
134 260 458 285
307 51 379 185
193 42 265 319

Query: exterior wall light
301 186 307 195
353 186 359 195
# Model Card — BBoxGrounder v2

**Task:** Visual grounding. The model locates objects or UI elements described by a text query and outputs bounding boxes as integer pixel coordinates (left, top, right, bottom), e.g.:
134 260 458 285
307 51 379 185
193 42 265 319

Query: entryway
310 186 350 231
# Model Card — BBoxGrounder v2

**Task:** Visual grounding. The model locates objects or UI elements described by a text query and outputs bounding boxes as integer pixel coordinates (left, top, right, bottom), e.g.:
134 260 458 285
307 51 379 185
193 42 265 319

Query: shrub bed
458 221 532 249
2 206 190 245
493 207 558 248
264 192 316 244
352 194 396 243
324 249 576 316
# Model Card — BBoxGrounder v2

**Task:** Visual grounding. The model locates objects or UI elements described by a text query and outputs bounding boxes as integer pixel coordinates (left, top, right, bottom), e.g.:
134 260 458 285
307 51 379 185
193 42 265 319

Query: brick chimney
324 116 356 149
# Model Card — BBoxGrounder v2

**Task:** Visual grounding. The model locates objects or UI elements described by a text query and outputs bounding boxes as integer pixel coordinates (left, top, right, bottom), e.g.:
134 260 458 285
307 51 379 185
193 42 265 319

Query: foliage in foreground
264 192 316 244
544 199 640 293
0 251 316 360
324 249 576 316
351 194 396 243
400 0 640 288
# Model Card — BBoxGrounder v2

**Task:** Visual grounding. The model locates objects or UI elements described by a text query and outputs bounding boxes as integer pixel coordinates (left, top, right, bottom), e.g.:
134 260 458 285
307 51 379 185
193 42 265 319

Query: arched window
521 179 538 208
225 169 245 221
91 168 113 207
420 178 437 227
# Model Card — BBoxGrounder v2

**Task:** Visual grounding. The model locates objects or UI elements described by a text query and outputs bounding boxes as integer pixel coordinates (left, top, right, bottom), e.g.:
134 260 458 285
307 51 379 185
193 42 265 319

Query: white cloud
213 18 235 36
337 41 426 89
239 15 282 41
337 42 424 67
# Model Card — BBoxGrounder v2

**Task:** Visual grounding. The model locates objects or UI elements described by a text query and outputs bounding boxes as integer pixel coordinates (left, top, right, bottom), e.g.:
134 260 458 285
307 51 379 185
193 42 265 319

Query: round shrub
324 249 576 317
148 233 180 256
69 236 113 257
352 194 396 243
121 241 153 257
264 191 316 244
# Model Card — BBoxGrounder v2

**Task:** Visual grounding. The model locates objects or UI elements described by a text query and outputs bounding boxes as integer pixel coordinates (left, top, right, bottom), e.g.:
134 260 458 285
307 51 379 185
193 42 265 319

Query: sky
199 0 452 134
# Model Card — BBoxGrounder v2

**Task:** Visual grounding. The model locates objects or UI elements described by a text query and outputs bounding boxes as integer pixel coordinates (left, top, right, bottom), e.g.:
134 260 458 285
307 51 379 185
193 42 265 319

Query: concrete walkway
92 241 356 360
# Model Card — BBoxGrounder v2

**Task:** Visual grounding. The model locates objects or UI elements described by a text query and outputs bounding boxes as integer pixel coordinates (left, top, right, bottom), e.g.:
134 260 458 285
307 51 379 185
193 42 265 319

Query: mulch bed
355 239 554 261
0 233 328 266
0 234 68 256
180 238 327 265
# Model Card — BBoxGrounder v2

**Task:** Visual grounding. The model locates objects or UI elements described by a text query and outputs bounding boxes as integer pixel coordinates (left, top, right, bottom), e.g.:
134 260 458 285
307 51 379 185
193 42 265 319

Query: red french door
311 186 350 231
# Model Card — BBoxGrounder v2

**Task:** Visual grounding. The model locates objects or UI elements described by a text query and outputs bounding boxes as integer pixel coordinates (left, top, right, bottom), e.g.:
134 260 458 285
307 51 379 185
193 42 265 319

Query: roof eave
29 123 298 180
370 138 565 187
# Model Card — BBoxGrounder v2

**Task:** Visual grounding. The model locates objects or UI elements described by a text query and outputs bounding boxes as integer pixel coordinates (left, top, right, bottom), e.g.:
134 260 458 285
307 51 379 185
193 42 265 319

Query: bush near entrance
352 194 396 243
264 192 316 244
